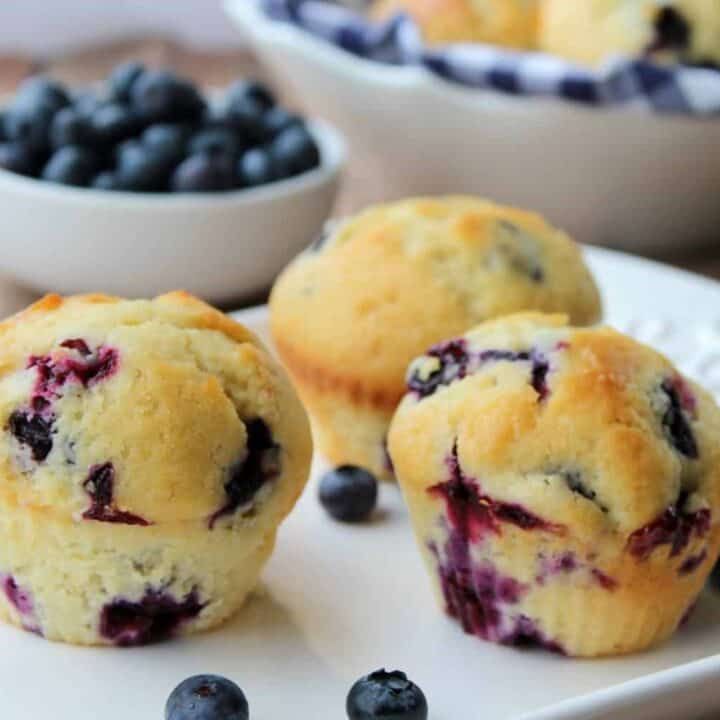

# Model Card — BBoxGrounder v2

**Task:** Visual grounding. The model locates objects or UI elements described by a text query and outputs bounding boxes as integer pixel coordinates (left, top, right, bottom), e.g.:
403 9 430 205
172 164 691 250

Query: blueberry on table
237 148 277 188
0 112 7 142
189 127 244 158
72 91 104 119
165 674 249 720
49 107 95 149
271 125 320 179
4 105 54 153
170 153 235 192
108 60 145 102
131 70 205 124
116 140 174 192
261 106 302 140
142 123 188 162
42 146 97 186
226 79 276 111
347 669 428 720
0 142 39 177
319 466 378 522
14 76 70 113
90 103 141 146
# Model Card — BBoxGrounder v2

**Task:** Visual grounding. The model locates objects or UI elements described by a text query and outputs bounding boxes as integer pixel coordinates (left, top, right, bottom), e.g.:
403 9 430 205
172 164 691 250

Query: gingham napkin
258 0 720 115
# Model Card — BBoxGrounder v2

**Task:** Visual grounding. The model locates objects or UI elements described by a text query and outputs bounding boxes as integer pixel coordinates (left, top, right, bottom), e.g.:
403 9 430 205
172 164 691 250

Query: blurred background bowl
227 0 720 256
0 119 345 304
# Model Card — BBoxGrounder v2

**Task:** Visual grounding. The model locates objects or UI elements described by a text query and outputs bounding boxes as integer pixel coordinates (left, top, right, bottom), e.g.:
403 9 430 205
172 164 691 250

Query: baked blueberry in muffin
540 0 720 67
371 0 540 48
270 196 601 481
0 292 312 645
388 313 720 657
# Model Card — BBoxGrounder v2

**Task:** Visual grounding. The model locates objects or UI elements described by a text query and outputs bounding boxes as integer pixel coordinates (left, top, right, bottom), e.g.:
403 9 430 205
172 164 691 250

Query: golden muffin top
371 0 540 48
389 313 720 546
539 0 720 67
270 196 601 409
0 292 312 529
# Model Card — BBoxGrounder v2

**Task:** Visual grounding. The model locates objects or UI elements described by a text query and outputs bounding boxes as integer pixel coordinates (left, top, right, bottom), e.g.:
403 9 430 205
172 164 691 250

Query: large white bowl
0 120 345 304
228 0 720 254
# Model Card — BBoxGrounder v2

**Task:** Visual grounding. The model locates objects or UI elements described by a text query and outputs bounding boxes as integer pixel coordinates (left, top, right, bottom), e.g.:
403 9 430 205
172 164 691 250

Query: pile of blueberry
0 63 320 192
165 669 428 720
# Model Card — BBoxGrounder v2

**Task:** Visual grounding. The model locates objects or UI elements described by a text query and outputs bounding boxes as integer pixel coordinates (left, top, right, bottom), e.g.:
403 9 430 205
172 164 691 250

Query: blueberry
4 105 54 153
42 146 97 186
165 674 249 720
91 172 120 190
116 140 173 192
261 106 302 140
14 76 70 113
319 466 378 522
347 669 428 720
237 148 276 188
226 79 275 111
108 61 145 102
0 142 38 176
170 153 234 192
8 410 54 461
91 103 141 146
131 70 205 124
49 107 95 149
72 91 105 119
225 96 266 144
271 125 320 179
142 123 188 162
188 127 244 158
0 112 7 142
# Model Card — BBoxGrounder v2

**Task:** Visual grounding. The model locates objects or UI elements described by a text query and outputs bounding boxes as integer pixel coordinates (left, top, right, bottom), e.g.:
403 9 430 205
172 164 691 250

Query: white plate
227 0 720 255
3 246 720 720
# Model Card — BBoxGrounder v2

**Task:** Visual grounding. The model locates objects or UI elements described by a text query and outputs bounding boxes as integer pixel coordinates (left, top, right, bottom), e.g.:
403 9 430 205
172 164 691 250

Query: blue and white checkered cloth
258 0 720 116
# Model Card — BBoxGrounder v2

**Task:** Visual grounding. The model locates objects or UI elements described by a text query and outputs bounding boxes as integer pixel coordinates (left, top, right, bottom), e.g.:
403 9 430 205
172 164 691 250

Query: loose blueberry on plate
49 107 95 149
171 153 235 193
347 669 428 720
0 142 38 176
42 146 97 186
271 125 320 179
237 148 276 188
319 466 378 522
165 674 249 720
189 127 244 158
108 60 145 102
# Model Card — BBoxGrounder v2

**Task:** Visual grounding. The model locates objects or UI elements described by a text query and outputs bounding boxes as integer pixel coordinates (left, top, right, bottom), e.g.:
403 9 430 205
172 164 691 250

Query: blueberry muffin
540 0 720 67
270 197 601 481
0 292 312 645
371 0 539 48
388 313 720 657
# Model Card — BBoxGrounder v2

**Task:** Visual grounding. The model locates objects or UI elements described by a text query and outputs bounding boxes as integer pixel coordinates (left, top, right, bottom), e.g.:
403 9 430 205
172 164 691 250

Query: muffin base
411 493 720 658
0 508 275 646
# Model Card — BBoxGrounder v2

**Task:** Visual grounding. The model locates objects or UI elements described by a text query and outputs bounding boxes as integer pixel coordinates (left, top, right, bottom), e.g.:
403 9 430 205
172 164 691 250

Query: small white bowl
228 0 720 255
0 120 345 304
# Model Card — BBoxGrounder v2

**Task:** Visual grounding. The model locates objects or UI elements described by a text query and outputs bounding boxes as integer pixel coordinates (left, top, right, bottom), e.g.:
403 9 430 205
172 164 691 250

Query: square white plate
2 246 720 719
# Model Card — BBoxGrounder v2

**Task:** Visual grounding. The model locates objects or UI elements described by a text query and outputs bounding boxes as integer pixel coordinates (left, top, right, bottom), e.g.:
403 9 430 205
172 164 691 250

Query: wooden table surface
0 37 719 316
